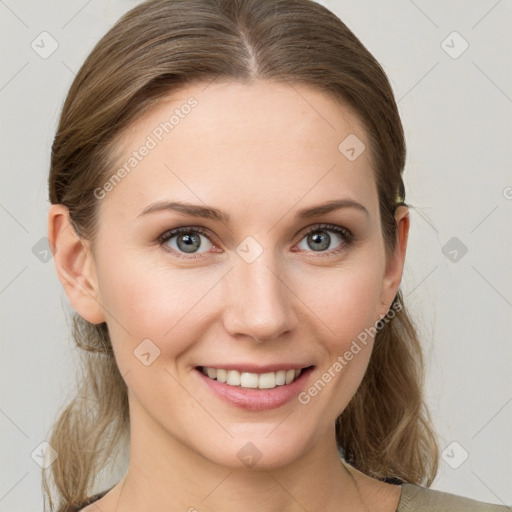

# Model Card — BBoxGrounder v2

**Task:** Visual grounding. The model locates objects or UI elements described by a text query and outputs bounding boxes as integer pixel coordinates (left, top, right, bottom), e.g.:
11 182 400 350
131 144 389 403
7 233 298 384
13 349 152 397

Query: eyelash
157 223 355 260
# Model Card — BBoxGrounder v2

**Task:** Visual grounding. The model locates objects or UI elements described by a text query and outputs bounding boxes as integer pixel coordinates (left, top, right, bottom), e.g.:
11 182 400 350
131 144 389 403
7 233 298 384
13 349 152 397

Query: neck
116 402 365 511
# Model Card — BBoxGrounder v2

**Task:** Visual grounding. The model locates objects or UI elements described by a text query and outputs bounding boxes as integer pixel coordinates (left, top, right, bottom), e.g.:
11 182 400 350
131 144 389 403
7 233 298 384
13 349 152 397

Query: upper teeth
202 367 302 389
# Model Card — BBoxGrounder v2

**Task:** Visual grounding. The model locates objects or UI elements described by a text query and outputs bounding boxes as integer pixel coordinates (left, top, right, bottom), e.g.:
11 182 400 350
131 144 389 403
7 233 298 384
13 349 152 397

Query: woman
44 0 510 510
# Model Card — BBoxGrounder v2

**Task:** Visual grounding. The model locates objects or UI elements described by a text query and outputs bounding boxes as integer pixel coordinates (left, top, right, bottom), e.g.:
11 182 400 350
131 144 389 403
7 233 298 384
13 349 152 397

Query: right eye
158 226 216 258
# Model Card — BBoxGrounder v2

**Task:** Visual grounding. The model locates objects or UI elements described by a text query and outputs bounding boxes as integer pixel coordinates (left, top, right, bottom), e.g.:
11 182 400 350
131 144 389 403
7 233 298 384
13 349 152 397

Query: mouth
195 365 315 411
198 366 309 389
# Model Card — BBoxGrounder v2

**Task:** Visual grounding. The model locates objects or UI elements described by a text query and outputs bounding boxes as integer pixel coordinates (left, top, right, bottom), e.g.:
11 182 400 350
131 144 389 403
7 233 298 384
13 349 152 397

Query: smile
196 365 315 411
200 367 303 389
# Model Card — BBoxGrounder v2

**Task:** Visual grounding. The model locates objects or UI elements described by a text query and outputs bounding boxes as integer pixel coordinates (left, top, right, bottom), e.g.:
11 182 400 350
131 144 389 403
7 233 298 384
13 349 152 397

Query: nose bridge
223 246 296 342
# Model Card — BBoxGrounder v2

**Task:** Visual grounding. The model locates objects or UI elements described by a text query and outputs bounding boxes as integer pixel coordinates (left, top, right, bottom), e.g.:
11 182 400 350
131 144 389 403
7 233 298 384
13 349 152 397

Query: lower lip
196 367 314 411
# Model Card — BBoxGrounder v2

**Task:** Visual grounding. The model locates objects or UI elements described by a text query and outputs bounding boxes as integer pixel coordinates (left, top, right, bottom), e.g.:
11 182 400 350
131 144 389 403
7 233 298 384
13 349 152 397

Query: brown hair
45 0 438 509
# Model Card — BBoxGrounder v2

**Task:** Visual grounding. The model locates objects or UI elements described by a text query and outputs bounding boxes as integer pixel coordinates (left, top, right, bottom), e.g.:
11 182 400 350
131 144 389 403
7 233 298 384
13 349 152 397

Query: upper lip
197 364 314 373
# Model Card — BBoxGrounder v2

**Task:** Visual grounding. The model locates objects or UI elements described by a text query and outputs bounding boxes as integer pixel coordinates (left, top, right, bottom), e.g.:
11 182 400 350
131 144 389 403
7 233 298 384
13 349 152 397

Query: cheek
295 260 384 349
95 252 227 361
292 262 384 411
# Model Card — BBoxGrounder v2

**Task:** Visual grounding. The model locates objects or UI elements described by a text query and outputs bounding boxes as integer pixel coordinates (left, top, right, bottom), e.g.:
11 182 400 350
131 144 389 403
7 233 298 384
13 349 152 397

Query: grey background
1 0 511 510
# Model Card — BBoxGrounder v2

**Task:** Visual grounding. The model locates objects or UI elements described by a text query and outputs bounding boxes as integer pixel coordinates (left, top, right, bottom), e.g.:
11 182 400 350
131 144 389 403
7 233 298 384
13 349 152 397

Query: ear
48 204 106 324
377 205 410 320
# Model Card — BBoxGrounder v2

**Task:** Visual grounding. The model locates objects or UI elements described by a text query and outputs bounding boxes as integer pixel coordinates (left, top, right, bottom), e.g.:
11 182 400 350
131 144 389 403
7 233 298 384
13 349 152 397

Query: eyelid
296 222 353 243
157 225 212 245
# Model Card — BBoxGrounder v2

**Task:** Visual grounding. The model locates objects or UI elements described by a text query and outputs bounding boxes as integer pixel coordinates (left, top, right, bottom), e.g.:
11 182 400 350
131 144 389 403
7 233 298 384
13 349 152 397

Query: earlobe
48 204 106 324
378 206 410 319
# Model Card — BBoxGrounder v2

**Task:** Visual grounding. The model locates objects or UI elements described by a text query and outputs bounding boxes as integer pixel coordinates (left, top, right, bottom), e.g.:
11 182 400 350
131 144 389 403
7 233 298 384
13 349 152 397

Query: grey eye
297 229 344 252
165 231 213 254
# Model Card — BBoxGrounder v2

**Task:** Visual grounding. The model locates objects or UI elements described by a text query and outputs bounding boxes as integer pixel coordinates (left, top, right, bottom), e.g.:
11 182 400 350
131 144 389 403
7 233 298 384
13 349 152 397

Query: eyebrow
137 198 369 223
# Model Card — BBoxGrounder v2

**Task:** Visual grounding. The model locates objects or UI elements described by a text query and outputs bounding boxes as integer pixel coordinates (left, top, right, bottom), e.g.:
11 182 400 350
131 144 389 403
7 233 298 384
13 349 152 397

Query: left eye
296 225 352 253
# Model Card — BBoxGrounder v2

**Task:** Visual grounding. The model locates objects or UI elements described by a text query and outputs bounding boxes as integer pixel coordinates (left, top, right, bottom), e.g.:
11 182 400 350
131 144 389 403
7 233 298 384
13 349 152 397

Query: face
67 80 406 469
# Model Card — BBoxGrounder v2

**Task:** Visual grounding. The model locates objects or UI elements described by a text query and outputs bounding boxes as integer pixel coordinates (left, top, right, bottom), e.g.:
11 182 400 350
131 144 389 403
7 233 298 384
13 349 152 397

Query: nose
222 252 297 343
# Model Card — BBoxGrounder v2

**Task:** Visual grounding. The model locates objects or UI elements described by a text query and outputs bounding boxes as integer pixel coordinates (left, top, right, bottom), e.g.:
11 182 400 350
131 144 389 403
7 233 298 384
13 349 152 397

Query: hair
44 0 439 509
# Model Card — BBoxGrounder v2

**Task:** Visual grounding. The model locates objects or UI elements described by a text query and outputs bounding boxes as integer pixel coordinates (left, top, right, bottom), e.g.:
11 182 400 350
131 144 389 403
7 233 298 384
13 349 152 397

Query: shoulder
397 483 511 512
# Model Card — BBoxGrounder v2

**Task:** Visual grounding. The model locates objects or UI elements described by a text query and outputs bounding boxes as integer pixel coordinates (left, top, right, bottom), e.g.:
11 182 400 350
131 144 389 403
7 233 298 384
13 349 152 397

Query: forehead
101 80 377 222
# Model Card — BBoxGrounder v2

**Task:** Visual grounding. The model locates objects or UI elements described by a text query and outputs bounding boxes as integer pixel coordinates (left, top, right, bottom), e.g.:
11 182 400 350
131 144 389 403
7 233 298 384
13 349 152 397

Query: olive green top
74 483 511 511
397 483 511 511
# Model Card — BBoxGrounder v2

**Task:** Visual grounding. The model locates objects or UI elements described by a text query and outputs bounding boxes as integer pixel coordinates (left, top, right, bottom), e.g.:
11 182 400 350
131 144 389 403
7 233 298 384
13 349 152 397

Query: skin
49 80 409 511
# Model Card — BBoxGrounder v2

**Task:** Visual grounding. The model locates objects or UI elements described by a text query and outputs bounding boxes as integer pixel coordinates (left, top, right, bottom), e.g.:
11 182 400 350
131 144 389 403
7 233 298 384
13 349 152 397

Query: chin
187 424 318 471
